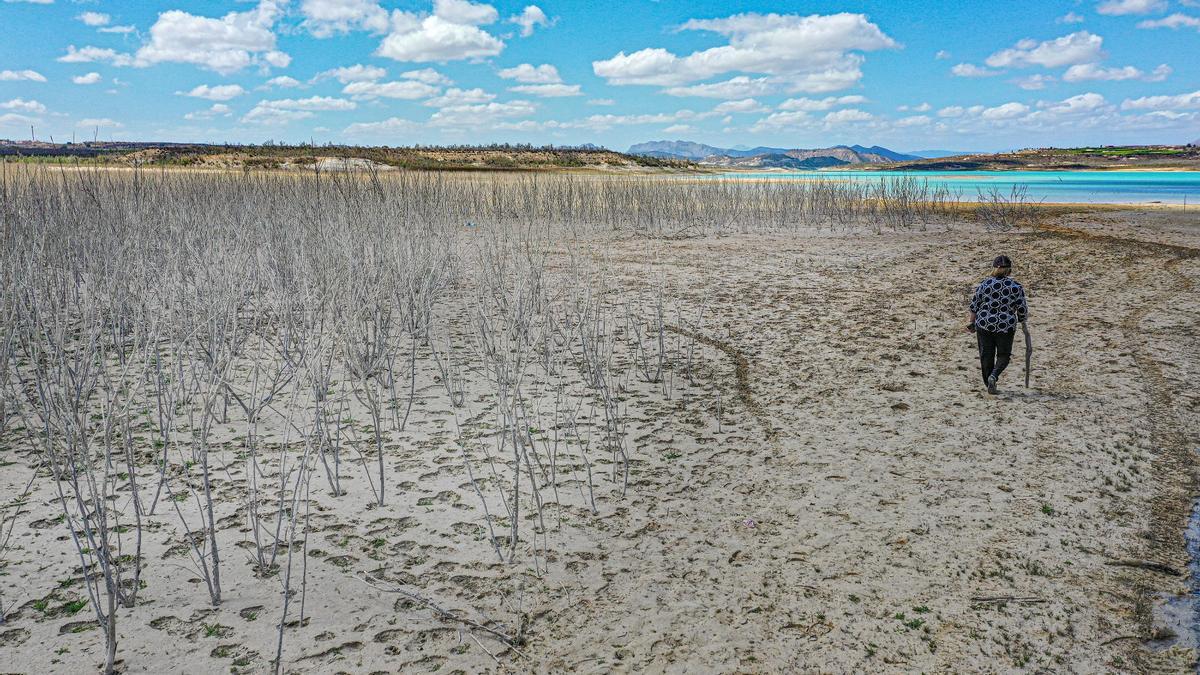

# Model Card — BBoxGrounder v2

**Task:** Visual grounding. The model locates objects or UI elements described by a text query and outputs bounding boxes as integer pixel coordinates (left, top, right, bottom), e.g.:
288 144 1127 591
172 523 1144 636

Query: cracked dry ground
2 210 1198 674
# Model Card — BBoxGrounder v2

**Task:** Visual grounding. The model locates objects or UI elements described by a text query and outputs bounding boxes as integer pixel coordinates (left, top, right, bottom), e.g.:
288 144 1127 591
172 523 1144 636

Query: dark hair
992 255 1012 268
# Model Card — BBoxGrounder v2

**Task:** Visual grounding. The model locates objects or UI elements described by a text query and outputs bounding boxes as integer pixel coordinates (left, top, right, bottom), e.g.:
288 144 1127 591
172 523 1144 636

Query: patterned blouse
970 276 1028 333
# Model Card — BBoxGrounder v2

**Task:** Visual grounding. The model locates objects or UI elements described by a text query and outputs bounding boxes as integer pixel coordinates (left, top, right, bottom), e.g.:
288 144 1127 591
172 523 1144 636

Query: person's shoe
986 373 998 395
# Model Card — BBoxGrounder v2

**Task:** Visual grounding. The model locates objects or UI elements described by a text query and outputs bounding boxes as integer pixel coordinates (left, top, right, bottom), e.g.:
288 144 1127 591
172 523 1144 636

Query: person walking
967 255 1028 394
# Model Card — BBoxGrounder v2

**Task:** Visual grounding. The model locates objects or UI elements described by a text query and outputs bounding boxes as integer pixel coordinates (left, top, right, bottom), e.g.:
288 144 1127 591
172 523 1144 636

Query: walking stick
1020 321 1032 388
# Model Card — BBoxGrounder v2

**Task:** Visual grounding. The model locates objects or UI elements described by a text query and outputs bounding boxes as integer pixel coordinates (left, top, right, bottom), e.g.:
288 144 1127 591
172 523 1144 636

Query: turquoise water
716 170 1200 205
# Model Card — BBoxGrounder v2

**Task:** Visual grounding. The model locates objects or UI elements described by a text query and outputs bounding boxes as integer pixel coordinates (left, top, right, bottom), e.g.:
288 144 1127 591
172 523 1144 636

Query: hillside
0 140 695 172
866 145 1200 171
628 140 918 168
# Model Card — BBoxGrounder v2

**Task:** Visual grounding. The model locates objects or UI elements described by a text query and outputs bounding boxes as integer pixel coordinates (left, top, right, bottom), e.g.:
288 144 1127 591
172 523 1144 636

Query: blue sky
1 0 1197 151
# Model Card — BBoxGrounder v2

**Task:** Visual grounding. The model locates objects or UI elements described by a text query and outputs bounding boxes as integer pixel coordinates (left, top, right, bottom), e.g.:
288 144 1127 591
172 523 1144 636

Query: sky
0 0 1198 152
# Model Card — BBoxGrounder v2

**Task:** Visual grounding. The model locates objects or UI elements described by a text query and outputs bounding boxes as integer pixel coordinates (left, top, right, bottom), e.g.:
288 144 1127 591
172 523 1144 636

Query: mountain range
627 140 921 168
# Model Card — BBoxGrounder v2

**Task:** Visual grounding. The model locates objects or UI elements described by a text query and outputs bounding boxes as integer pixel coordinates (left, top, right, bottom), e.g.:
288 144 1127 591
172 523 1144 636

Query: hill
0 140 696 172
864 145 1200 171
627 140 919 168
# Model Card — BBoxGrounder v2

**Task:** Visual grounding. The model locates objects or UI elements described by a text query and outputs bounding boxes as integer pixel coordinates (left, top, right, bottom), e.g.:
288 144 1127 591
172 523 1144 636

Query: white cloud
1014 74 1056 90
428 99 536 126
498 63 560 83
823 108 873 123
377 10 505 61
72 72 102 85
184 103 233 120
0 69 46 82
1138 13 1200 29
77 11 109 26
1121 89 1200 110
1037 92 1108 115
0 98 46 114
980 102 1030 120
1063 62 1170 82
587 98 615 106
401 68 452 85
747 110 812 131
99 25 135 34
662 123 694 134
896 102 931 112
2 0 53 4
318 64 387 83
509 5 551 37
178 84 247 101
713 98 767 113
342 79 441 100
951 63 1001 77
434 0 498 26
133 0 290 75
243 96 357 123
935 49 950 60
778 94 867 111
300 0 389 37
0 113 39 128
423 87 494 106
662 76 775 99
58 45 129 65
344 116 418 135
985 31 1104 69
77 117 123 129
1057 12 1085 23
894 115 931 127
593 12 897 93
1097 0 1166 15
263 75 303 88
509 83 581 97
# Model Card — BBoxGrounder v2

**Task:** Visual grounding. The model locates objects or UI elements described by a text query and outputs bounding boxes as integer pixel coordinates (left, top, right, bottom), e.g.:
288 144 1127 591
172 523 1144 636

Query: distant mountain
905 149 981 159
627 140 920 168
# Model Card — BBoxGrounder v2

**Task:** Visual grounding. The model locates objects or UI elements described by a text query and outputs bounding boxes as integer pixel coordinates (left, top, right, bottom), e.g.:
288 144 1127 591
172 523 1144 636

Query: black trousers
976 328 1015 384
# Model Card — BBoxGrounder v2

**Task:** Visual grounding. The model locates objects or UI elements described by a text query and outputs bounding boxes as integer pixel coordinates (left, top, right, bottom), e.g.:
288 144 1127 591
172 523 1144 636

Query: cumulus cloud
133 0 290 74
300 0 389 37
58 45 129 65
1057 12 1085 23
778 94 867 111
178 84 247 101
498 63 561 83
344 116 418 135
1121 89 1200 110
951 63 1001 77
401 68 453 85
985 31 1104 69
663 76 776 99
342 79 441 100
1096 0 1166 15
424 87 494 106
509 83 581 97
0 69 46 82
980 102 1030 120
429 99 536 127
593 12 897 94
0 98 47 114
1137 13 1200 30
262 75 303 89
1013 74 1056 90
72 72 102 85
713 98 768 114
78 117 123 129
317 64 387 83
243 96 357 124
1063 62 1170 82
1036 92 1108 115
77 11 109 26
823 108 873 122
509 5 552 37
184 103 233 120
377 3 505 62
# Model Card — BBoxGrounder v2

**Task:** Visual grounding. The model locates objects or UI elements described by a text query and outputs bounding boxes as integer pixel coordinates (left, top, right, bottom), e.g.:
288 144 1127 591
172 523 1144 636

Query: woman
967 255 1028 394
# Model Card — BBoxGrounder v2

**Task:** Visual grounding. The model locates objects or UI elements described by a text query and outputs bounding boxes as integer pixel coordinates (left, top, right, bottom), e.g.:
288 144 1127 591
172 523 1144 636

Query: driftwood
1104 559 1180 576
970 595 1046 605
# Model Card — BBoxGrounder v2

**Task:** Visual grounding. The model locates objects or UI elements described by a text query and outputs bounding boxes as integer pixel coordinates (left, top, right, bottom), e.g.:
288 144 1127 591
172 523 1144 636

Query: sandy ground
1 209 1198 673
